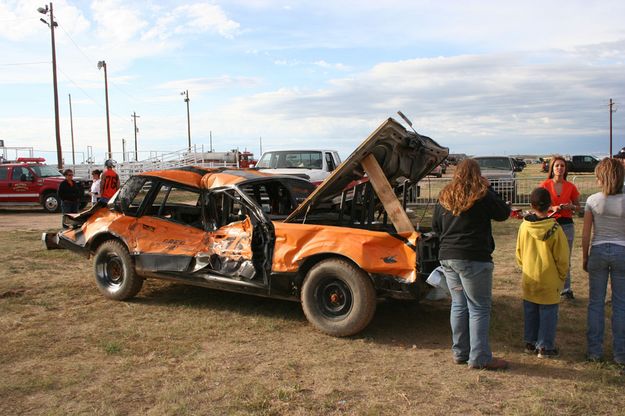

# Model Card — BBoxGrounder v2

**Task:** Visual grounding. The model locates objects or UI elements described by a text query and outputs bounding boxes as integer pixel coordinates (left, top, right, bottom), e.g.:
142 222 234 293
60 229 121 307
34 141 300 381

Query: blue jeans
61 201 79 228
587 243 625 364
560 223 574 293
523 300 559 350
441 259 494 367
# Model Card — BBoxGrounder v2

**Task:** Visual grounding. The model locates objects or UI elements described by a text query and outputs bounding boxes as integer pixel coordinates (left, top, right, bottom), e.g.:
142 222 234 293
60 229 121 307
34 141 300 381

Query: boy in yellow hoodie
516 188 570 358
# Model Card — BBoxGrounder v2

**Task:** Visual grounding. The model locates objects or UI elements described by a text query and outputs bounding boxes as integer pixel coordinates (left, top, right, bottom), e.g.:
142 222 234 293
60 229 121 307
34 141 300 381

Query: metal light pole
181 90 191 150
131 112 140 161
68 93 75 165
38 3 63 169
609 98 617 157
98 60 112 159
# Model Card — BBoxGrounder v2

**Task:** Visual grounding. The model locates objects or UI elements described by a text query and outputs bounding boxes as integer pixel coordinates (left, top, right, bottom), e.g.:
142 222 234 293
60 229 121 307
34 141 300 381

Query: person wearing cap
99 160 119 203
614 147 625 169
540 156 580 300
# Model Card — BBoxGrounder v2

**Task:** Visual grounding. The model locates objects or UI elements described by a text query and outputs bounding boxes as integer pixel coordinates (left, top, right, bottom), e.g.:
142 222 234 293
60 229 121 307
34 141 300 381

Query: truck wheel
301 258 376 337
42 192 60 213
93 240 143 301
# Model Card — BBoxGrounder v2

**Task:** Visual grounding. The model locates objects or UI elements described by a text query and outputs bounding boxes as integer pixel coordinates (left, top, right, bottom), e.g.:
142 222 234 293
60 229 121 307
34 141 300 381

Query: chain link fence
407 175 601 207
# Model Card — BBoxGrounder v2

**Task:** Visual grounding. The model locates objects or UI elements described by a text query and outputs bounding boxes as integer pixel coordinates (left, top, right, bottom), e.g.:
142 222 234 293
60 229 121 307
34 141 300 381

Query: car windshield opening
256 151 322 169
30 165 64 177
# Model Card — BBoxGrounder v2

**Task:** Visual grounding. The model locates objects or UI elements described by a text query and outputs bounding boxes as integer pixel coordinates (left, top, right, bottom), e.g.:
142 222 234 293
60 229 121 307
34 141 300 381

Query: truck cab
0 158 89 212
566 155 600 173
255 150 342 185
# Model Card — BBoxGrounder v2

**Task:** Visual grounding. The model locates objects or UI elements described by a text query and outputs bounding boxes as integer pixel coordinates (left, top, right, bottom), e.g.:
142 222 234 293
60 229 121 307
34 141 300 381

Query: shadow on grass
134 282 306 322
130 281 453 349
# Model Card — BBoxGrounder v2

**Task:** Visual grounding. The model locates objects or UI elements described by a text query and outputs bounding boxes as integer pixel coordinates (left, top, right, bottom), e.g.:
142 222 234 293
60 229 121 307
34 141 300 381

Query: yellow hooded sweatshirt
516 215 569 304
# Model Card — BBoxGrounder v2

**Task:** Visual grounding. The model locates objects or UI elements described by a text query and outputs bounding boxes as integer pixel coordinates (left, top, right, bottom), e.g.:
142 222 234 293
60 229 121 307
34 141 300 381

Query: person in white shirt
582 158 625 366
90 169 101 205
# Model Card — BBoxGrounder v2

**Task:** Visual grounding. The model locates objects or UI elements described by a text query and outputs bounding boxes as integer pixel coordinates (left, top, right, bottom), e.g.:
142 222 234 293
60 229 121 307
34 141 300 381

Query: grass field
1 201 624 415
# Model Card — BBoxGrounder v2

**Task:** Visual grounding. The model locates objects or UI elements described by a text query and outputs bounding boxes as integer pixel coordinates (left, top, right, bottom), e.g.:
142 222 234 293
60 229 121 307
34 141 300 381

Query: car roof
139 166 298 189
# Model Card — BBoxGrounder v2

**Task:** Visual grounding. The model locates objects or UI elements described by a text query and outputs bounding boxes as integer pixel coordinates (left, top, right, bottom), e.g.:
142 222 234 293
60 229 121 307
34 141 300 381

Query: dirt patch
0 208 61 231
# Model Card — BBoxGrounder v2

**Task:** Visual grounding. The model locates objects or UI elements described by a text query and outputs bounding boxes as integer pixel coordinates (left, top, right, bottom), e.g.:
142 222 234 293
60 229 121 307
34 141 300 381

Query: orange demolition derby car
44 118 448 336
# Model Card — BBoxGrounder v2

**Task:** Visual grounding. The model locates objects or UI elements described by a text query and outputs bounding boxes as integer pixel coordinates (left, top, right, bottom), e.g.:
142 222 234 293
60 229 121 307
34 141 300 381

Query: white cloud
142 2 240 41
91 0 148 43
0 0 89 41
155 76 262 94
314 60 350 71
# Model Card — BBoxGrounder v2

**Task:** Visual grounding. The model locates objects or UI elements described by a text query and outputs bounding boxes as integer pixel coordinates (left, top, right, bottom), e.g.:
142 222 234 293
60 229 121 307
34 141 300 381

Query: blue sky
1 0 624 164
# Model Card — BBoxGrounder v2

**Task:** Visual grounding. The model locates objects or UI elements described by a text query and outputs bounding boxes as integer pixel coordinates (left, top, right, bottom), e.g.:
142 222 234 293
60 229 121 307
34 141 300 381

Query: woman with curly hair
540 156 581 300
433 159 510 370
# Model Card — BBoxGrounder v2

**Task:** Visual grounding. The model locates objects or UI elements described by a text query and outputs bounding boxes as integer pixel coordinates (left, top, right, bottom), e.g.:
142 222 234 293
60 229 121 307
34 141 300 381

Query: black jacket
58 180 82 203
432 187 510 262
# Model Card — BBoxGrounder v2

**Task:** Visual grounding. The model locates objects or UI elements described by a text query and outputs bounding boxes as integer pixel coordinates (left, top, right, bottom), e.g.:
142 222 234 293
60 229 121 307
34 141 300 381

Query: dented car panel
272 222 419 282
44 117 448 337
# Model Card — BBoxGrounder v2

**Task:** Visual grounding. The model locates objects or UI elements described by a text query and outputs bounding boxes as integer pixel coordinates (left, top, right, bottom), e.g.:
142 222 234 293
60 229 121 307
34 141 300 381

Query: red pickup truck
0 158 90 212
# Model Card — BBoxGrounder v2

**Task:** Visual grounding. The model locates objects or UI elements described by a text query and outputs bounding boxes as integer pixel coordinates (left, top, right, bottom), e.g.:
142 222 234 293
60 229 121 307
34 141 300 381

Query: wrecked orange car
44 117 448 336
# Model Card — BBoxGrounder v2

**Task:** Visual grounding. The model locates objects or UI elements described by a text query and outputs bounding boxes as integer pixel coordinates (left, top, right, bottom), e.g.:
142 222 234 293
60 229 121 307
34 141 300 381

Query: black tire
93 240 143 300
301 258 376 337
42 192 60 213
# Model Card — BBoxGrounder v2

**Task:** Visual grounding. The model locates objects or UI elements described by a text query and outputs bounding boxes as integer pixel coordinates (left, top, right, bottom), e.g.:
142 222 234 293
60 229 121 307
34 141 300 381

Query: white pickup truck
255 149 342 185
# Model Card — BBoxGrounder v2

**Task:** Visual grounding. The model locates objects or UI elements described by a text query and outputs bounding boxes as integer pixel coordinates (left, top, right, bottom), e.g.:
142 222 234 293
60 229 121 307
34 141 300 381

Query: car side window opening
0 167 9 181
150 183 202 228
117 177 153 216
238 181 295 219
210 190 252 228
12 167 33 181
325 152 335 171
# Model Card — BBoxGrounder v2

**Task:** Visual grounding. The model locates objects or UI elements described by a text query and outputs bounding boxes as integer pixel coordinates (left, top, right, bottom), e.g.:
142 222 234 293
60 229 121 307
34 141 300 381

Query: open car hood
285 117 448 222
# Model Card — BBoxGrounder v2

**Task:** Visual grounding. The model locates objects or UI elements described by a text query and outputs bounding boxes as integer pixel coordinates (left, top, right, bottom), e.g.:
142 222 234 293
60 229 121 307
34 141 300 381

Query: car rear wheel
93 240 143 300
301 258 376 337
42 192 60 213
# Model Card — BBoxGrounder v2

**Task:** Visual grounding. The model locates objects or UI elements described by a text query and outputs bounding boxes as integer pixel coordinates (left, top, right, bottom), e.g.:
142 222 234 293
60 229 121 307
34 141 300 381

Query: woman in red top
540 156 581 299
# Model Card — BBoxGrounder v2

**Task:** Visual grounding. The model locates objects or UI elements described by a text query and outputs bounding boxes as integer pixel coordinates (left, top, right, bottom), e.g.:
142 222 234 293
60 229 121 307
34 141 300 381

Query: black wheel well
88 233 127 256
298 253 373 287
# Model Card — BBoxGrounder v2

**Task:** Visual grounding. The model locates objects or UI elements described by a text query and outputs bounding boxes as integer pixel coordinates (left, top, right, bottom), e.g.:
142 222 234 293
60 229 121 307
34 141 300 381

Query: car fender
271 222 418 282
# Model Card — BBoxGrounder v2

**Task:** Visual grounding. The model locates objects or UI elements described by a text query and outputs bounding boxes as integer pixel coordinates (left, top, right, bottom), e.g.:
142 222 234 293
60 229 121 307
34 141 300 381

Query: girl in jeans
540 156 581 300
582 158 625 365
433 159 510 370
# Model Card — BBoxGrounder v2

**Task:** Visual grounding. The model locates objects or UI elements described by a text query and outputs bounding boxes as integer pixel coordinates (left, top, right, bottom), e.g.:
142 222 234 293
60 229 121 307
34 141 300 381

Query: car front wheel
93 240 143 300
301 258 376 337
42 192 60 213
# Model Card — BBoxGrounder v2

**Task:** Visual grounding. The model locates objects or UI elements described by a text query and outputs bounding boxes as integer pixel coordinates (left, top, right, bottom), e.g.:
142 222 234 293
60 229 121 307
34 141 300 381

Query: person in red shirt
99 159 120 202
540 155 581 300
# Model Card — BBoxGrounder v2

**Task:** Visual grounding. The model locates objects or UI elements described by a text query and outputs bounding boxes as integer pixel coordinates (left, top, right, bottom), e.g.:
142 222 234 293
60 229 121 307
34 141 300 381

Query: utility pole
609 98 616 157
181 90 191 150
122 138 126 162
209 131 213 152
38 3 62 169
131 112 140 161
68 93 75 165
97 60 111 159
259 136 263 156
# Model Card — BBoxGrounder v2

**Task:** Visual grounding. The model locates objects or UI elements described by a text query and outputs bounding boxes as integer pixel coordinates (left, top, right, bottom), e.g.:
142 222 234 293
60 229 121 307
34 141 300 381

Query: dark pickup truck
566 155 600 173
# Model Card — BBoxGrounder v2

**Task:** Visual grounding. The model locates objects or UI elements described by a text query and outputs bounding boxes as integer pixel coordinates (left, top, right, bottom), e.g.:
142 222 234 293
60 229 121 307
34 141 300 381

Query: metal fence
408 176 601 207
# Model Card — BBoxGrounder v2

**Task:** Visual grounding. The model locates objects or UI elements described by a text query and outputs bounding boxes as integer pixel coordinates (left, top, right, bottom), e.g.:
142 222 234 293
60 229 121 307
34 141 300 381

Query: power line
57 67 131 124
57 23 140 103
0 61 50 66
